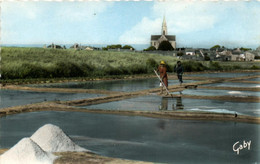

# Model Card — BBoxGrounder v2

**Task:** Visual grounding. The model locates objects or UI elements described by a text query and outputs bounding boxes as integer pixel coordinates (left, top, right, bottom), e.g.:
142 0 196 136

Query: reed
1 47 176 79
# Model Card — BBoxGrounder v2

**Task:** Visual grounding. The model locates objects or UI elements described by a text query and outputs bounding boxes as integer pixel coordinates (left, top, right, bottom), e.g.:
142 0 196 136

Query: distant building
185 49 196 56
150 16 176 50
85 47 94 51
242 52 255 61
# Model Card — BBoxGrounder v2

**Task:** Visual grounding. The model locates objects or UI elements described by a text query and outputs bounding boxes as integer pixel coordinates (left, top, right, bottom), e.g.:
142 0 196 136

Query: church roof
151 35 161 40
165 35 176 41
151 35 176 41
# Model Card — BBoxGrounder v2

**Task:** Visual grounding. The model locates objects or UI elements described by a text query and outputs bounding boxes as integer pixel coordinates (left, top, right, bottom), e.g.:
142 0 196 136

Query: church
150 16 176 50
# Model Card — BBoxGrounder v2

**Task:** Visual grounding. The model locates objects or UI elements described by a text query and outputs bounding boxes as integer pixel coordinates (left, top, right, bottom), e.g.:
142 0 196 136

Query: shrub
102 47 108 51
129 64 147 74
232 65 242 70
182 61 207 72
146 58 158 73
251 65 260 69
210 45 221 50
144 46 156 51
209 61 223 70
105 67 121 75
53 61 85 77
122 45 135 50
255 56 260 60
204 55 211 61
177 52 184 56
107 44 122 49
2 62 51 79
165 63 174 72
158 41 174 51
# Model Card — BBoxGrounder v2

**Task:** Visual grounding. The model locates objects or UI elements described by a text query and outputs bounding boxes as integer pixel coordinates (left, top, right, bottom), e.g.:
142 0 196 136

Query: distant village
44 16 260 62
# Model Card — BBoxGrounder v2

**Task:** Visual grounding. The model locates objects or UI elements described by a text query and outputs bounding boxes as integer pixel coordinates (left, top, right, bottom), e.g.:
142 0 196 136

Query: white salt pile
0 138 57 164
31 124 87 152
0 124 88 164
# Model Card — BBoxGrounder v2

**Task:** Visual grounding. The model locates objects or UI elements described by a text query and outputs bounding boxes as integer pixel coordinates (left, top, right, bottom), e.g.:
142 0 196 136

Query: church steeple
161 15 167 35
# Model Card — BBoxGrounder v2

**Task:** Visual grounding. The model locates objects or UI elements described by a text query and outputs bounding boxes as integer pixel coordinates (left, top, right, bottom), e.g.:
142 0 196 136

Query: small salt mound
0 138 56 164
228 91 243 94
31 124 87 152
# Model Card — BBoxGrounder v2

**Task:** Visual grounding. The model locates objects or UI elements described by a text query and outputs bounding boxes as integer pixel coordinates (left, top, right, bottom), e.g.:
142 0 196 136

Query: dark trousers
177 74 183 83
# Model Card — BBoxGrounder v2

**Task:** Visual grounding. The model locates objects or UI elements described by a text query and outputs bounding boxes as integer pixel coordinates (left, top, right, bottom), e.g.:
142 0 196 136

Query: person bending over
157 60 168 95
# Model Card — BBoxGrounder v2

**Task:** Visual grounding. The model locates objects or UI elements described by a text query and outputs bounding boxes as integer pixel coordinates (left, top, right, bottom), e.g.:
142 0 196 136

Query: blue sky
1 0 260 49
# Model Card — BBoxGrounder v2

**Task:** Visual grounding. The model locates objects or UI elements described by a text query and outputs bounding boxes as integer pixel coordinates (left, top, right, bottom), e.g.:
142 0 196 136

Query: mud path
0 149 152 164
53 151 152 164
2 85 123 95
0 101 259 124
232 81 260 84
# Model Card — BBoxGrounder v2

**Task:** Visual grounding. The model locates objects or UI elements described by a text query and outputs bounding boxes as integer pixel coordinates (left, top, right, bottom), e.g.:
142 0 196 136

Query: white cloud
119 1 260 48
55 2 114 22
1 1 114 44
119 1 218 44
2 1 113 22
119 17 162 44
153 1 219 33
2 2 43 20
2 1 260 47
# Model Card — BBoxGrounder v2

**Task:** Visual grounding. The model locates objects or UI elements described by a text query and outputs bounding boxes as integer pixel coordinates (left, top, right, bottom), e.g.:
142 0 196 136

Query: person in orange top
157 60 168 95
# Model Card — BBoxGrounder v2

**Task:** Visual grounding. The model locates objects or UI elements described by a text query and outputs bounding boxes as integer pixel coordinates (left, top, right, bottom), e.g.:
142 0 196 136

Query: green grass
1 47 259 82
1 47 177 80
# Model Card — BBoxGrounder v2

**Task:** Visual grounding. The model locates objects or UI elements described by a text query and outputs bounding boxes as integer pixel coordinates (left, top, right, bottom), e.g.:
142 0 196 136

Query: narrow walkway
0 102 259 124
2 85 123 95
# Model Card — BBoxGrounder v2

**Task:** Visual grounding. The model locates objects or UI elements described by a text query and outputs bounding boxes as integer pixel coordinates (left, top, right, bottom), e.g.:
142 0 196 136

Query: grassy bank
1 47 177 80
1 47 259 83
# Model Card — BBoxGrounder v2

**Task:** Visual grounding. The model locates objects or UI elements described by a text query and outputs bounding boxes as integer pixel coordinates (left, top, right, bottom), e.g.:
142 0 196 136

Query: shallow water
28 78 197 92
203 82 260 88
182 88 260 97
0 89 103 109
82 95 260 116
0 111 259 163
186 72 260 78
244 77 260 82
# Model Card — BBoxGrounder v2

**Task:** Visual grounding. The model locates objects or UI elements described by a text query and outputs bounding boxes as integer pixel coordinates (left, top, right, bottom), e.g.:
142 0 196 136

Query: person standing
157 61 168 95
174 61 183 85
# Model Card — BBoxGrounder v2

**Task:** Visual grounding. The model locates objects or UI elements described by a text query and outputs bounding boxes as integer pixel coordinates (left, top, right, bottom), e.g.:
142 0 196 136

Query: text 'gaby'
233 140 251 155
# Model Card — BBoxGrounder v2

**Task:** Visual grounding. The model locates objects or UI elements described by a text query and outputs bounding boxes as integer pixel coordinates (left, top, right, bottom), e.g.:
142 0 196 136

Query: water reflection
159 97 168 110
0 89 103 109
174 97 184 110
29 78 193 92
159 96 184 111
157 120 166 130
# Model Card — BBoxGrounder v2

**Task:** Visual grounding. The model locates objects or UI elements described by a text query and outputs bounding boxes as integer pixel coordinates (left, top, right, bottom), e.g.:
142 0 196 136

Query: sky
1 0 260 49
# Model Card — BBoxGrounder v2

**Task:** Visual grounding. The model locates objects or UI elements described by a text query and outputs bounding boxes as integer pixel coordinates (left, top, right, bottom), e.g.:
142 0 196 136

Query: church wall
170 41 176 49
151 41 159 49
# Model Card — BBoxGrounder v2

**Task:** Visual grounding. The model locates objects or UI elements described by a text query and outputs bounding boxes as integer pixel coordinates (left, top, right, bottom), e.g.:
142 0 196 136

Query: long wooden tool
154 69 171 96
